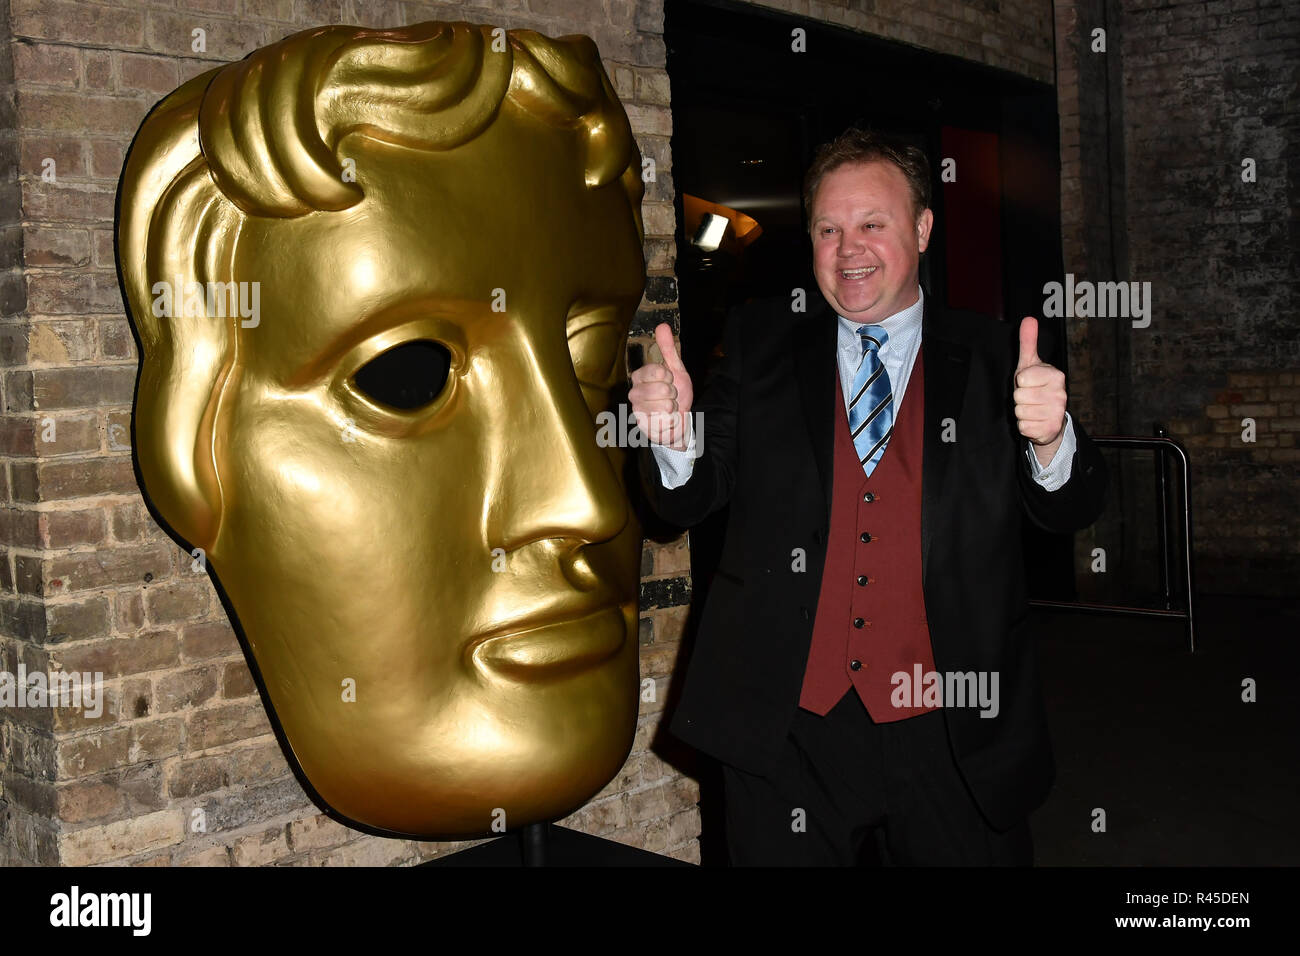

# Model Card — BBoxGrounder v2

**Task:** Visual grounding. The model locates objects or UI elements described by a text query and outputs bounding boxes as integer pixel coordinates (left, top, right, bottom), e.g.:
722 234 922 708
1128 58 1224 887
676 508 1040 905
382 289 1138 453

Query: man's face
209 110 645 836
810 159 933 322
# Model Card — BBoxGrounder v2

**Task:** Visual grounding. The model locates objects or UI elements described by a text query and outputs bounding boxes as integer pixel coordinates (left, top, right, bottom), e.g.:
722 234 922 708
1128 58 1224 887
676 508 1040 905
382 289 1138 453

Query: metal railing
1029 426 1196 653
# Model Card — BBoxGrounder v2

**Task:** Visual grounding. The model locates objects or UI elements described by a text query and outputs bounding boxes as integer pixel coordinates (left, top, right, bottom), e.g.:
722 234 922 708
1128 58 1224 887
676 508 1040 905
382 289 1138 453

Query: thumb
654 322 686 375
1017 316 1040 371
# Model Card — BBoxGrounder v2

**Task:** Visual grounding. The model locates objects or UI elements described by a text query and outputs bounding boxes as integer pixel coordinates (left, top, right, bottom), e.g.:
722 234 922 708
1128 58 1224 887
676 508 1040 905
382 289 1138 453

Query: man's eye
351 340 451 411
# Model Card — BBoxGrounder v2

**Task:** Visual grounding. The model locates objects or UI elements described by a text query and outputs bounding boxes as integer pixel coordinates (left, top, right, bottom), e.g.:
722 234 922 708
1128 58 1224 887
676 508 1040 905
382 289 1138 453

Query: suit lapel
793 295 838 529
920 299 971 586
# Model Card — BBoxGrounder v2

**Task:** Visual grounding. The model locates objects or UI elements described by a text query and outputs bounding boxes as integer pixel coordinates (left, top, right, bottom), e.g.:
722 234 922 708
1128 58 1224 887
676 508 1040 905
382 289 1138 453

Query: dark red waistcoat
798 350 939 720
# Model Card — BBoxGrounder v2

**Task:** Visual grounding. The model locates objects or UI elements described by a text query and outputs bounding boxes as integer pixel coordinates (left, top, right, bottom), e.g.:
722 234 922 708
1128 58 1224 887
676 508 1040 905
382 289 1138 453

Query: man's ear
118 74 234 551
916 207 935 254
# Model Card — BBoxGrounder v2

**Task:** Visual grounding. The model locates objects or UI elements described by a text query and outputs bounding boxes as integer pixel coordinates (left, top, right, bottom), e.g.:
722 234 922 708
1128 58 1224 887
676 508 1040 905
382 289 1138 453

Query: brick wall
0 0 692 867
0 0 1064 866
1055 0 1299 596
750 0 1057 83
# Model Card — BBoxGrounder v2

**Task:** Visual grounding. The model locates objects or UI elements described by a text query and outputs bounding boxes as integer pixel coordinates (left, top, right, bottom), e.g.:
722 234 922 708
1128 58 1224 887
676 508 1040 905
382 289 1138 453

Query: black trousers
722 691 1034 866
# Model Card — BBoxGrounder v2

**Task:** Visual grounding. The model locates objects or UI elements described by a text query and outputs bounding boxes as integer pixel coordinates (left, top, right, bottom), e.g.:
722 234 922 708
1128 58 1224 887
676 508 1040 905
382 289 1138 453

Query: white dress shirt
651 287 1076 490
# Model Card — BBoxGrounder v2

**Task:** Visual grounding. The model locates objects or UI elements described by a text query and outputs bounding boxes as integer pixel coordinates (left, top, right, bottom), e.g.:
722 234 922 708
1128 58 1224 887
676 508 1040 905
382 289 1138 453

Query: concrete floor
1031 595 1300 865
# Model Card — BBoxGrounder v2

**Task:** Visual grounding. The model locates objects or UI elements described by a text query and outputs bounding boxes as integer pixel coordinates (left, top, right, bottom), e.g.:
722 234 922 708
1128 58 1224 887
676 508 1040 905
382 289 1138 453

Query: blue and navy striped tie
849 325 894 478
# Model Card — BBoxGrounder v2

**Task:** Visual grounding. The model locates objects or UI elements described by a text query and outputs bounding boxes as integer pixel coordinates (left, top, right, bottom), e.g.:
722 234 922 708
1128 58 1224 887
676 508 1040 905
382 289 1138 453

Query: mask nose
482 340 628 554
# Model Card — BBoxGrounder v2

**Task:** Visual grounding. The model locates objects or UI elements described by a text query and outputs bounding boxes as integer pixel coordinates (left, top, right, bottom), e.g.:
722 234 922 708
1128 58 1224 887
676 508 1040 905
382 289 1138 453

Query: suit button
800 606 810 621
853 617 865 628
857 575 868 586
859 532 872 543
850 660 862 671
863 492 875 503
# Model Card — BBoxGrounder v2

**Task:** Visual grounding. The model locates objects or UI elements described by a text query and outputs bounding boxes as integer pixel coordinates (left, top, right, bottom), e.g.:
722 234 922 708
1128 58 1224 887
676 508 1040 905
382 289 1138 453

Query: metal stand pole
519 822 549 867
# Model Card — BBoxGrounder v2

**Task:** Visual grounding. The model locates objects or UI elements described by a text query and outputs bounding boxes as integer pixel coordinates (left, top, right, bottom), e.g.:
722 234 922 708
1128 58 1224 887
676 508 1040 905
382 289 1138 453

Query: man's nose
485 353 627 553
837 231 864 256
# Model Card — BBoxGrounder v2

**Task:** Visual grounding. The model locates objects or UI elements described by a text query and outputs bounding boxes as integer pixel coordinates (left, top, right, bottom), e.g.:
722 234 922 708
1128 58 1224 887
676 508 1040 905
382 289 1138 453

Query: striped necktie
849 325 894 477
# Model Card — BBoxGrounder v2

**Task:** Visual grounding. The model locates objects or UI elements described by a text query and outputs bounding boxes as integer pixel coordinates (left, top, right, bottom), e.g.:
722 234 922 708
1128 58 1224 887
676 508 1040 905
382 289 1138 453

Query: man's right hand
629 322 694 450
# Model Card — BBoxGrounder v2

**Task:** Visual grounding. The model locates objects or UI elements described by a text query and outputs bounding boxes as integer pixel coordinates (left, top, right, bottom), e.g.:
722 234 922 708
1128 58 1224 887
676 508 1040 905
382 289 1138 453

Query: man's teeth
841 267 877 278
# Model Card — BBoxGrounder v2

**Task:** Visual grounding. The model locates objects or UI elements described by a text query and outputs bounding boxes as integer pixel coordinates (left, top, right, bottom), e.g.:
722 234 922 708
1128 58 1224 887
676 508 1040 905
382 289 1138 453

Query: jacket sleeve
635 305 741 529
1017 418 1109 533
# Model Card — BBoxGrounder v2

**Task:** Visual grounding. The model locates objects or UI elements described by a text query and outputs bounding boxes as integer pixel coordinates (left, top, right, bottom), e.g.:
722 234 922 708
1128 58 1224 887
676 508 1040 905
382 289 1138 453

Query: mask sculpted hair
117 21 644 549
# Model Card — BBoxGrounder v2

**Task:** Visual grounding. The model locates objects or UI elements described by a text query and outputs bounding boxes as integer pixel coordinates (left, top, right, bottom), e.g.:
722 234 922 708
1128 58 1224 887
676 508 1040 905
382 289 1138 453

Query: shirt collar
836 285 925 353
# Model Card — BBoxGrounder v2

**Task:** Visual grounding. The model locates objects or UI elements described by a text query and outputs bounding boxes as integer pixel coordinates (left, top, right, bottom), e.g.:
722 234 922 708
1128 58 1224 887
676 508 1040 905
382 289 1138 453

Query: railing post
1153 423 1173 610
1028 434 1195 654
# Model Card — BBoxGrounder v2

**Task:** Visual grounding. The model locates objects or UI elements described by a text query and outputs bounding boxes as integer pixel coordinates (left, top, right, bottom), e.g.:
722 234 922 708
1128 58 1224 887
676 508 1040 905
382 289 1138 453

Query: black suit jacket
638 290 1108 831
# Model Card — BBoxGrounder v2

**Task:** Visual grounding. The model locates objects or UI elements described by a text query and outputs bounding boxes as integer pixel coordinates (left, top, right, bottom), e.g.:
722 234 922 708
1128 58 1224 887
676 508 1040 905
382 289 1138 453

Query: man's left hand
1014 316 1068 467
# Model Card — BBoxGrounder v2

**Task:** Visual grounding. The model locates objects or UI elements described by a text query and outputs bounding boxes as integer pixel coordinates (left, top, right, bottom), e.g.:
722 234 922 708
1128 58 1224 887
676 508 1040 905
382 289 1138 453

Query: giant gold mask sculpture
116 21 647 838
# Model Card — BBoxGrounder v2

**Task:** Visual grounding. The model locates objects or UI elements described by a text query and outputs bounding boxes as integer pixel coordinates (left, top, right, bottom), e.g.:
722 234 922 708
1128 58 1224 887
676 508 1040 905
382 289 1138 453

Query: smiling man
632 127 1109 865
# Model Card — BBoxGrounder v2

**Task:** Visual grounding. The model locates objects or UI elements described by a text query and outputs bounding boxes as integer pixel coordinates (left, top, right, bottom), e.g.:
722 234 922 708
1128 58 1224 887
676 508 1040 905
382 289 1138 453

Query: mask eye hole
351 340 451 411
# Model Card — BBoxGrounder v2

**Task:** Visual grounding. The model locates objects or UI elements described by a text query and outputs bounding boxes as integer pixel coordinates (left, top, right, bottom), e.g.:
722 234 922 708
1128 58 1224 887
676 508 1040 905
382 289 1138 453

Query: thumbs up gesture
1014 316 1068 462
629 323 694 450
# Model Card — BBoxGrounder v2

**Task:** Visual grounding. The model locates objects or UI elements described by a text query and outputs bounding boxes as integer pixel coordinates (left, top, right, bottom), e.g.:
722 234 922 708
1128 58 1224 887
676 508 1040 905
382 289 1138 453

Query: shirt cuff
651 415 697 489
1025 411 1077 492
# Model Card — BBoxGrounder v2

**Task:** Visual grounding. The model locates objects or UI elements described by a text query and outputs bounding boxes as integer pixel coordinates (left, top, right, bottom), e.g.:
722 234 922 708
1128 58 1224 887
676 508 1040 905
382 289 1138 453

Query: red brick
19 136 85 179
32 416 100 458
106 411 131 453
81 50 113 92
21 456 138 502
11 0 146 48
45 541 172 594
156 665 220 713
130 717 184 762
185 700 272 751
45 595 112 643
2 507 42 549
115 591 145 632
20 183 116 224
12 42 78 87
180 621 240 661
17 92 149 134
0 418 35 456
42 508 108 548
57 727 131 778
24 319 97 364
109 501 148 543
221 661 256 699
53 630 180 677
240 0 294 22
144 11 264 62
23 226 91 267
99 319 137 360
89 140 128 180
92 230 115 268
143 581 211 624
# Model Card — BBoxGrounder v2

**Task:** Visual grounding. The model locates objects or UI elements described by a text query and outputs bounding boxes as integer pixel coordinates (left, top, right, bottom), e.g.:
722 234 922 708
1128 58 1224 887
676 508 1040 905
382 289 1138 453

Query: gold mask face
117 22 646 837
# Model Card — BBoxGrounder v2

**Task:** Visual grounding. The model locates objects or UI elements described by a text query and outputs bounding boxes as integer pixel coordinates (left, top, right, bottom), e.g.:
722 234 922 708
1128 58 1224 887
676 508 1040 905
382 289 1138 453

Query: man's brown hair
802 127 932 224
